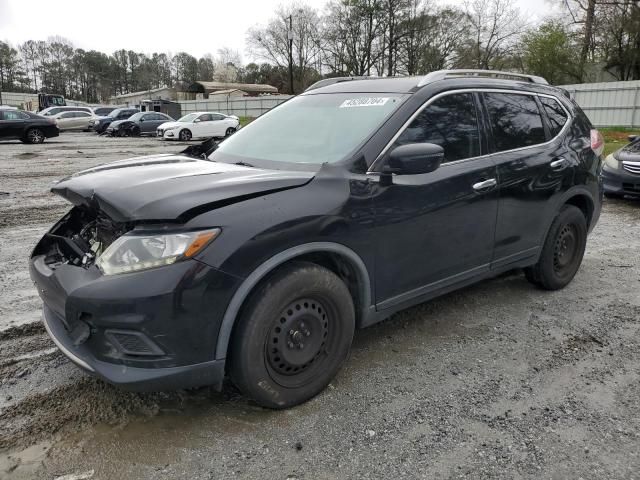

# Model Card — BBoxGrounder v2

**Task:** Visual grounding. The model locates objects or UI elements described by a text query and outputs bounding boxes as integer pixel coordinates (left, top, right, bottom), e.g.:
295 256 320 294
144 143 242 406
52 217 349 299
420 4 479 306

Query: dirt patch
0 134 639 479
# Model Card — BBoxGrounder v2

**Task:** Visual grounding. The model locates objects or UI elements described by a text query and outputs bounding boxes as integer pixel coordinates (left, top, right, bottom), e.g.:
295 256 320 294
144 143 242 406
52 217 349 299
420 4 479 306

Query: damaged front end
29 204 234 391
33 206 132 271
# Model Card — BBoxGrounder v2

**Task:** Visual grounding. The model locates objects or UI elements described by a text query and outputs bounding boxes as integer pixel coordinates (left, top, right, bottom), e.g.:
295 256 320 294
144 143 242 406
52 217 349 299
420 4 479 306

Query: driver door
371 92 499 308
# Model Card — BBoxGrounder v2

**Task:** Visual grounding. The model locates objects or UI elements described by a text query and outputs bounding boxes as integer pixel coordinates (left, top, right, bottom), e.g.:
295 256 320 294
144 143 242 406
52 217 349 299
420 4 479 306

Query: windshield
209 93 407 166
128 112 144 121
50 96 65 106
178 113 198 122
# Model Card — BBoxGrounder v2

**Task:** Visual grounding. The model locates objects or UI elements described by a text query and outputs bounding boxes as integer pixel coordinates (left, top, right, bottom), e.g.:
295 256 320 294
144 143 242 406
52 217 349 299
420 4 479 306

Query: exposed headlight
96 229 220 275
605 154 620 170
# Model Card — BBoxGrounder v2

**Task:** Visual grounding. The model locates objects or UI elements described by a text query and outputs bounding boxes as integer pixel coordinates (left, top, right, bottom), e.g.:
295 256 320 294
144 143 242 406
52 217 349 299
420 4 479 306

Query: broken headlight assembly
96 228 220 275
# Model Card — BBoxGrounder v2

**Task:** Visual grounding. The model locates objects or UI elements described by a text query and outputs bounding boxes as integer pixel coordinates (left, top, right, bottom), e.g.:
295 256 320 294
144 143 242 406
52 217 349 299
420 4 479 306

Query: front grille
105 330 164 356
623 161 640 175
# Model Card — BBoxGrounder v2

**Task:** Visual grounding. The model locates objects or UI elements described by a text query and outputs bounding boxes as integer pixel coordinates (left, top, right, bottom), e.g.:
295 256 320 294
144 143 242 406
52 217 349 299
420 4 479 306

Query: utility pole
288 14 294 95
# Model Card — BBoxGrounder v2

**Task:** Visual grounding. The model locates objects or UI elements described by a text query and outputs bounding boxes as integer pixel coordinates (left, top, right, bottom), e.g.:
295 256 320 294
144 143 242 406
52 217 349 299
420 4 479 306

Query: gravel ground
1 133 639 479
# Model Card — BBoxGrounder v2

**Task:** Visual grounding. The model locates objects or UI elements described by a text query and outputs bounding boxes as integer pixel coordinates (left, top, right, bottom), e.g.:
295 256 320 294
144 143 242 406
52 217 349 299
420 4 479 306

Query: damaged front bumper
41 303 225 391
29 211 241 391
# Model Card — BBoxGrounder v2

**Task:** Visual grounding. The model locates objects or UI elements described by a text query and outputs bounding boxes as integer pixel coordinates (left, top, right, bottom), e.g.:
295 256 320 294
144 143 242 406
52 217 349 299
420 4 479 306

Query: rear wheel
179 129 192 141
24 128 45 144
524 205 587 290
228 262 355 409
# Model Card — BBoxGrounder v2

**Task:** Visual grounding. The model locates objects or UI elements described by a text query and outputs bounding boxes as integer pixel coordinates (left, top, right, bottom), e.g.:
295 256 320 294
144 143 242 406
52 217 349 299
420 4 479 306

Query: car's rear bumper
42 303 226 391
602 164 640 196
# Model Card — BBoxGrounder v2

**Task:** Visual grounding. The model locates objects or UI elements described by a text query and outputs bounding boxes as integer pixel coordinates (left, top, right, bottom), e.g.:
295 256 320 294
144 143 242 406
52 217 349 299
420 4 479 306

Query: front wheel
25 128 45 144
524 205 587 290
179 129 192 141
225 127 236 137
228 262 355 409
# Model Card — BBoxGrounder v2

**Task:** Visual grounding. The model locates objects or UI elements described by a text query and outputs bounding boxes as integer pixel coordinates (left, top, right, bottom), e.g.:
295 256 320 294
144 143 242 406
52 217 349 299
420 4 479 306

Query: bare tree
458 0 527 70
247 3 322 92
321 0 387 76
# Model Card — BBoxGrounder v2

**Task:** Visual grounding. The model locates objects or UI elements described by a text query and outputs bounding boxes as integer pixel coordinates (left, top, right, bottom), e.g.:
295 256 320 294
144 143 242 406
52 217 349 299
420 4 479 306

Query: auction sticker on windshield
340 97 390 108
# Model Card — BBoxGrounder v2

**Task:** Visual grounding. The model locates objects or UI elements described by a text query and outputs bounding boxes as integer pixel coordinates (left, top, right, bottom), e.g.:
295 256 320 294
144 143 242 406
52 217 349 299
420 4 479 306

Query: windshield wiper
234 161 254 167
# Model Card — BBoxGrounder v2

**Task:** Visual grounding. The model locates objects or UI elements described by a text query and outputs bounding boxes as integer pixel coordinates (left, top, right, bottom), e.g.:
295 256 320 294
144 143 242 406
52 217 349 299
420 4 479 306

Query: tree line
0 0 638 102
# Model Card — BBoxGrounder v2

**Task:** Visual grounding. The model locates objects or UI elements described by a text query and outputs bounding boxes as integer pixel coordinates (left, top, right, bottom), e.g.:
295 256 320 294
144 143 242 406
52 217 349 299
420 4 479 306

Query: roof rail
305 76 372 92
418 69 549 86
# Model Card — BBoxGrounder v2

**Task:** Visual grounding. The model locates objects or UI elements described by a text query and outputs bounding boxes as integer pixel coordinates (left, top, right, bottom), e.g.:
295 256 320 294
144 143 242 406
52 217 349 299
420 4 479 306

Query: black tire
524 205 587 290
228 262 355 409
225 127 236 137
179 129 192 141
24 128 45 144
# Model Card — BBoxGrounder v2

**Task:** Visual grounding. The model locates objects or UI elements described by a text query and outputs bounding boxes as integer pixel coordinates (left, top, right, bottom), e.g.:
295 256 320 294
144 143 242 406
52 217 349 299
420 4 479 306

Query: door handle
550 157 567 169
472 178 497 192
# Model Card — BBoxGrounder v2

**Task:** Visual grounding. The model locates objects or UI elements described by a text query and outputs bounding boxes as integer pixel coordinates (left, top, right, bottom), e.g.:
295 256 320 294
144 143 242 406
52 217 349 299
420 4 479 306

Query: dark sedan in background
0 107 59 143
90 107 139 134
602 134 640 198
105 111 174 137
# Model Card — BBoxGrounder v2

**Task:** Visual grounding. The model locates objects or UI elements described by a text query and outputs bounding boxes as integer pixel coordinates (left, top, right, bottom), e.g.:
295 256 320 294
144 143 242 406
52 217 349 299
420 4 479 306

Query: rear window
484 93 546 152
540 96 568 137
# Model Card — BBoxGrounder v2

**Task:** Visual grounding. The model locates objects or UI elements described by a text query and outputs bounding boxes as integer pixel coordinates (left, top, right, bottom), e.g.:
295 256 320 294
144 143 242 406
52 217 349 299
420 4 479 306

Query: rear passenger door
481 91 573 269
0 110 27 138
372 92 499 308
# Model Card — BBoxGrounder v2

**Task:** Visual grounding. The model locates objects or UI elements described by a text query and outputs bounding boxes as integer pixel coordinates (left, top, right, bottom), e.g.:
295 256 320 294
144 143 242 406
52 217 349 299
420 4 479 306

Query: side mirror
386 143 444 175
628 135 638 143
194 118 201 123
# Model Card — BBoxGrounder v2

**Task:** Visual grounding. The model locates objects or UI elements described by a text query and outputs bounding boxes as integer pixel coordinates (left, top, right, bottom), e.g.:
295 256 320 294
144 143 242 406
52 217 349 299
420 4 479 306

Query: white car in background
157 112 240 141
52 110 96 131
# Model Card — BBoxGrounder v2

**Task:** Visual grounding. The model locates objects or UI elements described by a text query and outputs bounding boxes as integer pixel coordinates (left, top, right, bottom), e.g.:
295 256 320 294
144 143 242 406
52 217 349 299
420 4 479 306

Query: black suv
29 70 603 408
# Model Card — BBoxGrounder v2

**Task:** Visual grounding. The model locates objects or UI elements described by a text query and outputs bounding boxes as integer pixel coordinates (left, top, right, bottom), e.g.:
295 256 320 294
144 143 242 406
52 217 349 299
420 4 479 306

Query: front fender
213 242 372 360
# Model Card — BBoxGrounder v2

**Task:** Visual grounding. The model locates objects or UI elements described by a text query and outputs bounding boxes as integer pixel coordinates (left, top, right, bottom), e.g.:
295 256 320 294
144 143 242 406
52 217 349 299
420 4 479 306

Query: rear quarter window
484 92 546 152
540 96 569 137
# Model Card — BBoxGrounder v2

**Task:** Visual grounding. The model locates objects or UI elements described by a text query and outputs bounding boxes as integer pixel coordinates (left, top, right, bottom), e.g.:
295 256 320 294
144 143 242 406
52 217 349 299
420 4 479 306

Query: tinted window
393 93 480 163
198 114 213 122
540 96 568 137
484 93 546 151
60 112 74 118
211 114 225 121
76 112 91 118
2 110 29 120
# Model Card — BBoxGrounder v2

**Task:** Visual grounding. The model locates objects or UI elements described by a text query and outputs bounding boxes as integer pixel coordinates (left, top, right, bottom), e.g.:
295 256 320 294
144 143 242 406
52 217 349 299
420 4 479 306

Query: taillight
591 129 604 156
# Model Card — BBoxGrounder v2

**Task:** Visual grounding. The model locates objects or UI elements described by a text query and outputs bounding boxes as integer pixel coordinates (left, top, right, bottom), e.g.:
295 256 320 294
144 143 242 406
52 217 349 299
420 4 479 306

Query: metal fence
560 80 640 128
178 95 292 118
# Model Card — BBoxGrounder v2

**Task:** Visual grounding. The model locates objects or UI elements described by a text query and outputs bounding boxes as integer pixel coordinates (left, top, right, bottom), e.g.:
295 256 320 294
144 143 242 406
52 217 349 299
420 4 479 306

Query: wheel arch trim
214 242 372 360
537 186 597 249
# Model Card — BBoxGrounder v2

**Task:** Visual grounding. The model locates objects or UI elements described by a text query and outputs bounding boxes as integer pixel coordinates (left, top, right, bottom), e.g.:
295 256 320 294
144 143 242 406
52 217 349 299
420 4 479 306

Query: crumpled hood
108 119 129 128
51 154 315 222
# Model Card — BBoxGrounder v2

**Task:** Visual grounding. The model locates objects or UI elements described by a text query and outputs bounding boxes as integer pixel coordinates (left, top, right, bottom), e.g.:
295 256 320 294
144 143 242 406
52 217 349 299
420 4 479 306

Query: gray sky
0 0 559 61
